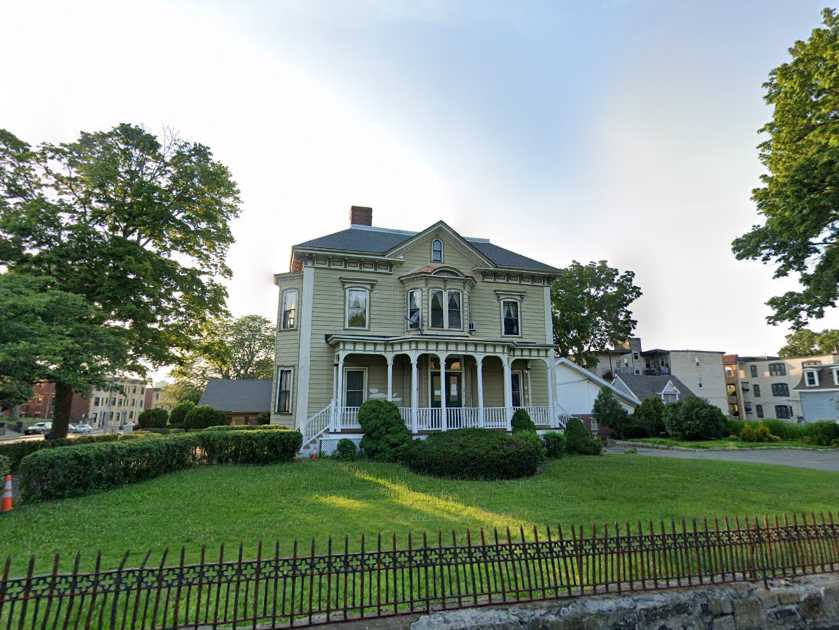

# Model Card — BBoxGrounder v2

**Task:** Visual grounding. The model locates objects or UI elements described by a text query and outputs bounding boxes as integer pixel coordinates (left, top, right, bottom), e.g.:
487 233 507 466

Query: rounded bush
168 401 196 427
138 407 168 429
184 405 228 430
564 418 602 455
664 398 727 440
358 400 410 462
803 421 839 446
334 439 357 461
511 409 536 433
542 431 566 458
404 429 545 480
630 397 666 437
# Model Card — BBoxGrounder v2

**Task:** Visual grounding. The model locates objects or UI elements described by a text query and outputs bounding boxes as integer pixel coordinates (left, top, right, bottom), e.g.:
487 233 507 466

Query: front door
431 372 463 408
511 371 524 407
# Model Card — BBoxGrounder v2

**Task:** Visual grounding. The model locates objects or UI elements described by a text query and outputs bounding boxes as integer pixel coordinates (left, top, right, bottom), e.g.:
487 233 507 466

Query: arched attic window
431 239 444 263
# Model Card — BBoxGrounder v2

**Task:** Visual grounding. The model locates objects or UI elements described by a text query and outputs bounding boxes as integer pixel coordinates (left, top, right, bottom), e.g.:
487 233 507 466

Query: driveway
608 445 839 473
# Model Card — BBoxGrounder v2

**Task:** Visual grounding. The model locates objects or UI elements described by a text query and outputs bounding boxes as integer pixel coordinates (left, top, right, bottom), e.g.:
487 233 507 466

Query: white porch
331 404 561 432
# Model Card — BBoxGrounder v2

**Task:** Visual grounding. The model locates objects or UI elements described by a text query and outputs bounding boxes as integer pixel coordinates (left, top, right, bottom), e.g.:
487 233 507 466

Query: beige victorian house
271 206 568 452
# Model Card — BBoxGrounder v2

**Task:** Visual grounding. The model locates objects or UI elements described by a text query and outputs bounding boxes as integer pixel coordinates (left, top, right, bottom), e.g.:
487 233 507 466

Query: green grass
631 437 835 450
3 455 839 575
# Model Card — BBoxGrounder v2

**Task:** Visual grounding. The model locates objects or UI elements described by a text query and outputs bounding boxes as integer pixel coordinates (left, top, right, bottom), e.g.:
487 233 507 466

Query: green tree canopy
172 314 275 390
778 328 839 357
0 124 241 436
0 272 127 412
551 261 642 368
732 9 839 327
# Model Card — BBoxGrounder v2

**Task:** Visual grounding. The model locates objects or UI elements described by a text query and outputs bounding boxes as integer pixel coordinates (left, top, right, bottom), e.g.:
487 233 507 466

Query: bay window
407 289 421 329
430 289 445 328
447 291 462 329
429 288 461 329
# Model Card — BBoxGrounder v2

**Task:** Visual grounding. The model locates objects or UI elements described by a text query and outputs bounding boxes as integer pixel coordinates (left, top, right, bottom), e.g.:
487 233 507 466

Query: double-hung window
769 363 786 376
281 289 298 330
345 288 369 329
771 383 790 397
749 365 758 378
752 384 761 397
407 289 421 329
501 300 520 336
429 288 462 329
805 370 819 387
775 405 792 419
276 368 293 414
431 239 444 263
756 404 764 418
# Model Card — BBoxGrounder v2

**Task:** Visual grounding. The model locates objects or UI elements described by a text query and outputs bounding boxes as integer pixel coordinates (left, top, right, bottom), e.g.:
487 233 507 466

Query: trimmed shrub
137 407 168 429
168 401 196 427
198 429 302 464
0 455 9 477
184 405 228 430
511 409 536 433
593 389 629 437
542 431 566 458
334 439 358 461
664 398 727 440
202 424 287 432
760 419 805 441
803 421 839 446
565 418 603 455
20 434 202 501
630 397 666 438
404 429 545 480
726 419 744 437
0 433 137 472
358 400 410 462
255 412 271 425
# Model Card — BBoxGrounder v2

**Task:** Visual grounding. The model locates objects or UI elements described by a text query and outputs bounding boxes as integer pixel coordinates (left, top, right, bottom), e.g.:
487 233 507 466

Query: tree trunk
52 381 73 439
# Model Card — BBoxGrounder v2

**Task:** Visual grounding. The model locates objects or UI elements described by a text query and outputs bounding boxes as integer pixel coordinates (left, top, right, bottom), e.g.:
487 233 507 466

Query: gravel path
608 445 839 472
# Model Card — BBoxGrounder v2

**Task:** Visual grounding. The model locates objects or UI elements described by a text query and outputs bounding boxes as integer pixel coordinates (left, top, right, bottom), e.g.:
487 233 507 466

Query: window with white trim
276 368 294 414
805 370 819 387
345 287 369 329
407 289 421 329
431 239 443 263
281 289 298 330
749 365 758 377
429 288 461 329
501 299 520 336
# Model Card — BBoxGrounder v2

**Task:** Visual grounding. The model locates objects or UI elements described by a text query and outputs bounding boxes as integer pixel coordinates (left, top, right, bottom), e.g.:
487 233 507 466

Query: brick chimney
350 205 372 226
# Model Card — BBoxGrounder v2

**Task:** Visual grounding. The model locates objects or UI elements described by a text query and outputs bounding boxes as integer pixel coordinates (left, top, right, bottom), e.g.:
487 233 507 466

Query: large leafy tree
173 314 275 390
779 328 839 357
732 9 839 327
0 273 127 415
551 260 642 368
0 125 241 437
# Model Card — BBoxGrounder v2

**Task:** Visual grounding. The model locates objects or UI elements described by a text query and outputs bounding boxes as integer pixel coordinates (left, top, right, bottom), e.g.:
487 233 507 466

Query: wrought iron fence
1 512 838 629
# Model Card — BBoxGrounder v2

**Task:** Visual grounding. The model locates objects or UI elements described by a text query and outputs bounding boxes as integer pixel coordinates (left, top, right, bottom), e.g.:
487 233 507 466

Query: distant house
553 358 639 415
611 373 697 405
795 362 839 422
199 379 273 425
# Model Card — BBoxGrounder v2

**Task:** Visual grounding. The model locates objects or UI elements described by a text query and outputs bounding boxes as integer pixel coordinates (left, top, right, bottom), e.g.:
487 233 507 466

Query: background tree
0 125 241 437
0 273 127 421
592 388 629 438
172 314 275 390
779 328 839 357
732 9 839 327
159 381 202 409
551 261 642 368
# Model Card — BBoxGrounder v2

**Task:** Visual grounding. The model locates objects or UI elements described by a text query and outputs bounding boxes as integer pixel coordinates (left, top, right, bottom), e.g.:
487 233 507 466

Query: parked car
24 421 52 435
70 423 93 434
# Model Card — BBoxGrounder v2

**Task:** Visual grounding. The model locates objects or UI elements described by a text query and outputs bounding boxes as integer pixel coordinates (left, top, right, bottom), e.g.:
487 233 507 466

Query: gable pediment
386 222 494 272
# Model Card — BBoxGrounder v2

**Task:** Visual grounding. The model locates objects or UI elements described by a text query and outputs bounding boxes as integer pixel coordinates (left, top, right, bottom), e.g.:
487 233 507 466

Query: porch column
438 352 448 431
503 355 513 431
335 353 344 430
386 354 394 402
544 357 556 427
410 354 419 434
476 355 485 428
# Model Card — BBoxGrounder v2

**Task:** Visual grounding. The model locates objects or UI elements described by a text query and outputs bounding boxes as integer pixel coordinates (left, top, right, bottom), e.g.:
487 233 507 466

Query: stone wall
409 574 839 630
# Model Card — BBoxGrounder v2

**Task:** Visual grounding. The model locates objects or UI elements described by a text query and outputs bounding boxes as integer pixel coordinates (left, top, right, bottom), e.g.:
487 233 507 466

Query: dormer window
805 369 820 387
431 239 444 263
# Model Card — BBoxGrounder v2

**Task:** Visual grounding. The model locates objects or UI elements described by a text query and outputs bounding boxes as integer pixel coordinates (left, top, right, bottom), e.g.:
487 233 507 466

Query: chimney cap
350 205 373 226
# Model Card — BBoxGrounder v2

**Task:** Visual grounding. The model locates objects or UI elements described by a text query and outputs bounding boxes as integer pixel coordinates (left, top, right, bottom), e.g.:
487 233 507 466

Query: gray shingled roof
615 373 697 401
295 226 559 273
794 364 839 391
199 379 272 413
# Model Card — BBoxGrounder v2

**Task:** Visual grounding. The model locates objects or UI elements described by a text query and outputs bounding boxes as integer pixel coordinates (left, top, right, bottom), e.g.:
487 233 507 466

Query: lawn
630 437 836 450
2 454 838 575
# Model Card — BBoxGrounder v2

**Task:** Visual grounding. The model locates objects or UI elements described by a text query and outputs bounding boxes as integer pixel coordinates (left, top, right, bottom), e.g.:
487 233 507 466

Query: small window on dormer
805 370 819 387
431 239 443 263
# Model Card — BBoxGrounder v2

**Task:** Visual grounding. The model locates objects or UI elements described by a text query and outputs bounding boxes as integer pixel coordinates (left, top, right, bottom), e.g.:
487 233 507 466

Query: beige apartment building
88 377 149 430
734 354 838 421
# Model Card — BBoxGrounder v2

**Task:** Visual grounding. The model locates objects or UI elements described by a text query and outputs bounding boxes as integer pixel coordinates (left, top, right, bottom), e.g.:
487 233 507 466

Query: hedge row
0 433 141 472
19 429 302 502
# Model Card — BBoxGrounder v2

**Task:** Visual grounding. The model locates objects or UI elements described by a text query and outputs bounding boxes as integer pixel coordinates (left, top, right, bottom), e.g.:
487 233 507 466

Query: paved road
608 445 839 472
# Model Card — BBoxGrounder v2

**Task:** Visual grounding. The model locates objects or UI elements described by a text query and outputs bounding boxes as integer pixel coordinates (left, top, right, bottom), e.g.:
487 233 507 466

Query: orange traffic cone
1 475 12 513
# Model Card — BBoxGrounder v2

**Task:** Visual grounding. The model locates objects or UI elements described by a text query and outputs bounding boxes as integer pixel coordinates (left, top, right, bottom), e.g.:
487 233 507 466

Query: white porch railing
301 404 332 447
513 405 553 426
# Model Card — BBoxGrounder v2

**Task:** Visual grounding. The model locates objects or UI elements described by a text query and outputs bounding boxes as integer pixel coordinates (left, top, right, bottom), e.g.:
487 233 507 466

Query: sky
2 0 838 370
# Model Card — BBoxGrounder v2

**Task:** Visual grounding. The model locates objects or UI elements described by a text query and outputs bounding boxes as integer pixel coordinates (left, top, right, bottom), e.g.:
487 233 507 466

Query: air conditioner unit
468 322 477 333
